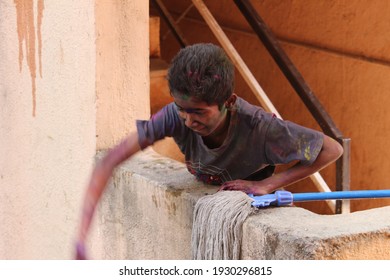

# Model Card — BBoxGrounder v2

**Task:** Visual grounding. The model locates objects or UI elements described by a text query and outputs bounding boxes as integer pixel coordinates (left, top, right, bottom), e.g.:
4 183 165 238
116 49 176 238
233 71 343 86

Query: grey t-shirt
137 97 323 185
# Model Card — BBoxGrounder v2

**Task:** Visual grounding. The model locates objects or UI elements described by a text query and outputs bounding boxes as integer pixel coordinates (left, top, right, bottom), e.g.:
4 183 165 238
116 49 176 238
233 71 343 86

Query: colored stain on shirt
304 145 311 161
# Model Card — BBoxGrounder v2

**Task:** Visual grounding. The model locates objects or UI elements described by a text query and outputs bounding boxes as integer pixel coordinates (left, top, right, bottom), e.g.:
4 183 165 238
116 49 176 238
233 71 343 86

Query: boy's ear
225 93 237 108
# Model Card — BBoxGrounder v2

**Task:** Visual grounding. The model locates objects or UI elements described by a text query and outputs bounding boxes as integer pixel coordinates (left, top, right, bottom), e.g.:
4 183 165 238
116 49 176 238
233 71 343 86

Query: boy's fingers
220 180 246 191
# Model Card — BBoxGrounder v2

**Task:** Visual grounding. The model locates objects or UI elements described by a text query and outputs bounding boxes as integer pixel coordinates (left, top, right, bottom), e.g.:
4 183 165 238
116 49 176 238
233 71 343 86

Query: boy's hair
167 43 235 107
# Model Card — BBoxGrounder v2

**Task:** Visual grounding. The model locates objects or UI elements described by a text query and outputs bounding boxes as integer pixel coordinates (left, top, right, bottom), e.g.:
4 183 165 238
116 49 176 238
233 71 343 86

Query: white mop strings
191 191 254 260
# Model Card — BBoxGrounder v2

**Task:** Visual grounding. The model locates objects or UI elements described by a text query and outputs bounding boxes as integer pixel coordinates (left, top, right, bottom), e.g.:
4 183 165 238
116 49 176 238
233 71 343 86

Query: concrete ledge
89 148 390 259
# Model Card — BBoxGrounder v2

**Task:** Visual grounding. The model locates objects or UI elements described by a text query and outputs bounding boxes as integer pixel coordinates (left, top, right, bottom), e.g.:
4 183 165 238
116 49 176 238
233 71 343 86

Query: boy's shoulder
235 97 275 128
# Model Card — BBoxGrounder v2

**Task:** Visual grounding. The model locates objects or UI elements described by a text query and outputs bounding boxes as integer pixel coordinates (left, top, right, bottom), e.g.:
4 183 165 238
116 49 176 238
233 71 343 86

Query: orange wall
151 0 390 213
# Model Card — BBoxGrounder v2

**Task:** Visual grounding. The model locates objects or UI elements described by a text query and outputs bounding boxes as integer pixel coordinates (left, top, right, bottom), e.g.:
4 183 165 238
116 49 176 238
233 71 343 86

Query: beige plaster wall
0 0 96 259
96 0 150 150
152 0 390 213
0 0 150 259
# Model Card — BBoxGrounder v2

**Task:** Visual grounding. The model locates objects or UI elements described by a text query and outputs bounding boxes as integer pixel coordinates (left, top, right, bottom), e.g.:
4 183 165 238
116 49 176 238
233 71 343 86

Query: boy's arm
75 131 141 259
219 135 343 195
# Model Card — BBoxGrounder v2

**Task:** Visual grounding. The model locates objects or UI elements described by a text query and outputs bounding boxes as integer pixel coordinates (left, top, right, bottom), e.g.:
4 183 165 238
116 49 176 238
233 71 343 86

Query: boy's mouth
191 125 207 134
192 126 205 132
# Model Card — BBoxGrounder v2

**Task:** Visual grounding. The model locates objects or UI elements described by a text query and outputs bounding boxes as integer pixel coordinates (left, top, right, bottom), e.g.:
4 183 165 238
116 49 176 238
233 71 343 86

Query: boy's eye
175 105 204 116
188 110 204 116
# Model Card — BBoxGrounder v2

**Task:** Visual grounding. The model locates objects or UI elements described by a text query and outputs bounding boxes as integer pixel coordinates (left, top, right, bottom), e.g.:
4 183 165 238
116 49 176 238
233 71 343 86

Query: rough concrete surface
89 149 390 260
242 206 390 260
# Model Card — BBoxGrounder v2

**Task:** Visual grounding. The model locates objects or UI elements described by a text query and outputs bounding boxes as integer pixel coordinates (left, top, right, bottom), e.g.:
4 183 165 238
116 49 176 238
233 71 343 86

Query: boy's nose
184 113 194 127
185 114 202 130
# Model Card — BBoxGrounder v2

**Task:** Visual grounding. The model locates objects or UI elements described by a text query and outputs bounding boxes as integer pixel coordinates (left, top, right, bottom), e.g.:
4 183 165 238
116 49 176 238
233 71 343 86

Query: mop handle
250 190 390 208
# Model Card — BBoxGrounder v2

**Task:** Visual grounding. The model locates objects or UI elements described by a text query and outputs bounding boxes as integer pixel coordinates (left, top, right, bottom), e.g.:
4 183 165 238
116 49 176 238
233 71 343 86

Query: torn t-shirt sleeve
136 103 185 150
264 117 324 165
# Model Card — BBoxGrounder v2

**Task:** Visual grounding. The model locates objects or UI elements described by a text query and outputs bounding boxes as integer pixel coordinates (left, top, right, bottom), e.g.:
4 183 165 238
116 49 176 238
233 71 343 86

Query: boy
75 43 343 259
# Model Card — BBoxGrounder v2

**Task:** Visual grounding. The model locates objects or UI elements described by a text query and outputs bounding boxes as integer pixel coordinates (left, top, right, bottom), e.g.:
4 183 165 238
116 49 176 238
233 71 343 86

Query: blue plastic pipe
250 190 390 208
294 190 390 201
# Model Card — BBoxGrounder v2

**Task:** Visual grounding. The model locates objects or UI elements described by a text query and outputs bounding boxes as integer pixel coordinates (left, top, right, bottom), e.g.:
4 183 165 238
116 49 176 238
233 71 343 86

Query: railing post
336 138 351 213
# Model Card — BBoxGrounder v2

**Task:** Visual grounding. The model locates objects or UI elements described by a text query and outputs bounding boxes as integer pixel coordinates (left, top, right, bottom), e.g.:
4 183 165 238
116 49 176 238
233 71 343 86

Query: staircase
149 16 185 162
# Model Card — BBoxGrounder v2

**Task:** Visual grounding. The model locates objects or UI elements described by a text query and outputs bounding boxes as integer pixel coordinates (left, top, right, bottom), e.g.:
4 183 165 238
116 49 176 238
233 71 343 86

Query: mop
191 191 254 260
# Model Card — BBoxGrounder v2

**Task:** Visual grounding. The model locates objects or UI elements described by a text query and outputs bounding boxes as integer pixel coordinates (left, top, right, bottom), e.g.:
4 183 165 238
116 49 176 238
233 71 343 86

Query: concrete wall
151 0 390 213
90 149 390 260
0 0 149 259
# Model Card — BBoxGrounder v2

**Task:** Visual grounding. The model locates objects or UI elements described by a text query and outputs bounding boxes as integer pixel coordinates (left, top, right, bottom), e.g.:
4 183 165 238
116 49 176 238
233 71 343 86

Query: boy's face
173 95 228 137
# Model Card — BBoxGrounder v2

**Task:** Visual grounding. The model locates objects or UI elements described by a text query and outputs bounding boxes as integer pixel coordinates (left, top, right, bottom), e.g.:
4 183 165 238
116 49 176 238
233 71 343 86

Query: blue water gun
250 190 390 208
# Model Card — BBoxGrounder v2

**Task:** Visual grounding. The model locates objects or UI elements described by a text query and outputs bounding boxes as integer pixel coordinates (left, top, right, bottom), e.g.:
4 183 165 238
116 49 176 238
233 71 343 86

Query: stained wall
0 0 149 259
0 0 96 259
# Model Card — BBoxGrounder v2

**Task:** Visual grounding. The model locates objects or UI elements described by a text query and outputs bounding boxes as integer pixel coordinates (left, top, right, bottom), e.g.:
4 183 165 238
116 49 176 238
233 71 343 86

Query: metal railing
151 0 351 213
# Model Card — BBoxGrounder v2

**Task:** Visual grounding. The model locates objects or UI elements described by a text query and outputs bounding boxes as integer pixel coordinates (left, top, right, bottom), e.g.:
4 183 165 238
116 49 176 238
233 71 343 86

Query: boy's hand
218 180 270 196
